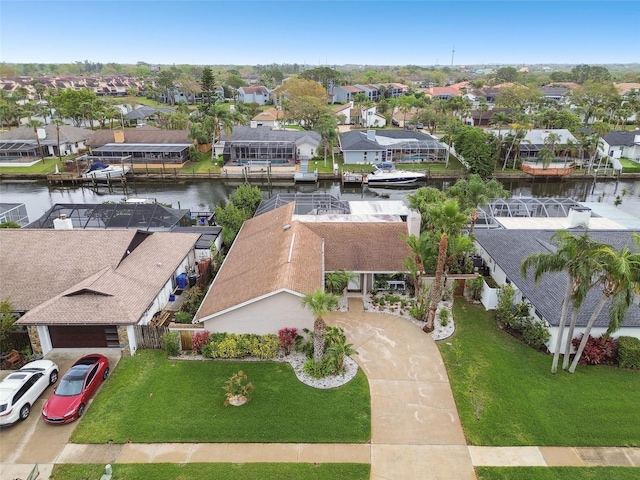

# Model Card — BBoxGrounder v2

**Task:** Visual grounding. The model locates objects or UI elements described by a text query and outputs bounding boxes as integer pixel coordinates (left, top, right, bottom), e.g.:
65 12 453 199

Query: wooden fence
133 325 169 350
4 330 31 352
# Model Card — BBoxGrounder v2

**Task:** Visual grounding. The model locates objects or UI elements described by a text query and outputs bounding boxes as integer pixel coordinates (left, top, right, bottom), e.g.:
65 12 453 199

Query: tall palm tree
424 199 469 331
301 288 339 363
520 231 600 374
26 119 45 164
405 233 436 321
205 103 246 160
568 234 640 373
51 118 65 162
315 114 338 167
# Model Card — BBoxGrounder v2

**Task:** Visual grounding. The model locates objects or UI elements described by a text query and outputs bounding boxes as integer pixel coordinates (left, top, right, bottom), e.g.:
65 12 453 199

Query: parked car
0 359 59 426
416 123 424 130
42 354 109 424
391 119 400 127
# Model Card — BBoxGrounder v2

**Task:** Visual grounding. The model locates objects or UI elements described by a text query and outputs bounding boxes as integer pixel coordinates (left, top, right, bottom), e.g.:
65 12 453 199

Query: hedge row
617 336 640 369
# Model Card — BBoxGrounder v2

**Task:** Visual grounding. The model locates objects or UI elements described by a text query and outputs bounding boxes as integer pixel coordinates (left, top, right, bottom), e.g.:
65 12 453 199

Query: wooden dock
342 172 366 186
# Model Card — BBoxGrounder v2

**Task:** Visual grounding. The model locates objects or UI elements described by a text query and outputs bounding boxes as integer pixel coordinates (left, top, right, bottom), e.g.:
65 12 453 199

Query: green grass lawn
438 300 640 447
0 157 69 174
476 467 640 480
51 463 370 480
619 158 640 173
72 350 370 444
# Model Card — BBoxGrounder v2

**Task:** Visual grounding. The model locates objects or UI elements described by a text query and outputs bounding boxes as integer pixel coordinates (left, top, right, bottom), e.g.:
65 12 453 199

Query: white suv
0 359 59 426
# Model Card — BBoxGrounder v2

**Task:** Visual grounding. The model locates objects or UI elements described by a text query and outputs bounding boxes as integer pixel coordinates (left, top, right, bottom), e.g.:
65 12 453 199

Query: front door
347 274 361 292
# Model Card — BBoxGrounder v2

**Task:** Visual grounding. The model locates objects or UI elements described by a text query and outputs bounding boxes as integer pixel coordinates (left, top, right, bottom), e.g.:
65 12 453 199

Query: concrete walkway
2 302 639 479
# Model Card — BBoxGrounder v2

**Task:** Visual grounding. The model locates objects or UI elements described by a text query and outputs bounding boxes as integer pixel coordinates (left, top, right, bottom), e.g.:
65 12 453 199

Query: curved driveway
326 298 475 480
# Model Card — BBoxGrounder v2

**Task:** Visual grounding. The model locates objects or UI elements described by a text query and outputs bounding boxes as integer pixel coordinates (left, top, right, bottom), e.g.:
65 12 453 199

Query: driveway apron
327 299 475 479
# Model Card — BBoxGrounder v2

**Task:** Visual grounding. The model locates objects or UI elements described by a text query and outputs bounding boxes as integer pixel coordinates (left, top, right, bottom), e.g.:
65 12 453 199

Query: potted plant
223 370 253 406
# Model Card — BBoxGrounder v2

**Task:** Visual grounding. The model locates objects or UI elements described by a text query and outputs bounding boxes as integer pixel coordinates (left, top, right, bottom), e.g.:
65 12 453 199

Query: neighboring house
333 102 353 124
613 83 640 97
474 229 640 349
466 107 512 127
487 128 579 160
330 83 409 104
339 129 447 164
0 203 29 227
194 200 413 334
86 128 192 164
124 105 176 125
601 129 640 163
468 87 502 104
0 125 93 160
218 125 320 166
539 86 571 102
251 108 284 129
421 86 461 100
331 85 364 104
238 86 270 105
160 85 225 105
0 75 145 99
1 229 201 356
353 105 386 128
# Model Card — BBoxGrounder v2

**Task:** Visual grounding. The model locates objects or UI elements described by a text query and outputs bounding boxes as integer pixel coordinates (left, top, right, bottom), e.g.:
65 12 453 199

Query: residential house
124 105 176 126
474 228 640 349
218 125 320 166
352 104 386 128
331 85 365 104
333 102 353 125
86 128 192 165
601 129 640 163
1 229 201 356
194 199 414 334
251 108 284 129
539 85 571 102
339 129 447 164
421 86 461 101
487 128 579 161
0 124 93 161
330 83 409 104
238 86 271 105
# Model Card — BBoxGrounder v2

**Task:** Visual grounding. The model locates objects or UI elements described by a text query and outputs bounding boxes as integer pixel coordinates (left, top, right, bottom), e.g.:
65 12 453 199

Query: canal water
1 177 639 224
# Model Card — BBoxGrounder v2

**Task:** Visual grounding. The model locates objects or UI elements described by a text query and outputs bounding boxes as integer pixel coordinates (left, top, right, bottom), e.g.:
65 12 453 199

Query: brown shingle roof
86 129 191 147
195 203 323 321
1 230 199 325
305 222 410 272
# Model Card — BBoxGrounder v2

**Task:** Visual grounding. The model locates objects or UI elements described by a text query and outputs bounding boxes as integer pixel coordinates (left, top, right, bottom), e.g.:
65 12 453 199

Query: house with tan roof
194 200 414 334
1 229 200 356
251 108 284 128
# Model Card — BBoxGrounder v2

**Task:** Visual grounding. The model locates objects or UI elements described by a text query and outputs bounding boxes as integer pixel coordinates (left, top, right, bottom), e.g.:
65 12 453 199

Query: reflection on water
1 177 638 225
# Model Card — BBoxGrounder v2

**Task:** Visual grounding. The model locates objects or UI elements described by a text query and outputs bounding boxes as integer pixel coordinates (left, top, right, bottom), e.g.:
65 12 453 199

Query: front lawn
476 467 640 480
72 350 370 444
51 463 370 480
439 300 640 446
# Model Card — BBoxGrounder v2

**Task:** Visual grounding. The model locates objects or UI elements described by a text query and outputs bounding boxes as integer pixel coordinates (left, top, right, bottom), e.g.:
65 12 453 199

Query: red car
42 354 109 424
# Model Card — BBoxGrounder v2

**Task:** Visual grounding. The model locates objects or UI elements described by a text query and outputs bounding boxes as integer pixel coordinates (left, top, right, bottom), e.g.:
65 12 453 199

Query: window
86 365 99 387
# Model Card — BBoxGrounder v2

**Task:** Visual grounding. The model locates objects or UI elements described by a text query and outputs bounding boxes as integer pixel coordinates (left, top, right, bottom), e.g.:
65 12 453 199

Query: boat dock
342 172 366 186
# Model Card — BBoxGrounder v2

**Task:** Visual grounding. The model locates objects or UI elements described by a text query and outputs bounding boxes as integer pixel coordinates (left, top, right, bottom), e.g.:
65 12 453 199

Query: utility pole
451 47 455 66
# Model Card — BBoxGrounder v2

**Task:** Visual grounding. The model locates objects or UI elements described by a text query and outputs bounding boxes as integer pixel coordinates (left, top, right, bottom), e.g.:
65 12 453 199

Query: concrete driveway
0 348 121 479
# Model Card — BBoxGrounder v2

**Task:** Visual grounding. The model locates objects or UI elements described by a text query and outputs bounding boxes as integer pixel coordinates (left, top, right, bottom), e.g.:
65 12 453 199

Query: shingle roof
474 229 640 329
340 129 439 151
0 125 93 143
603 129 640 147
220 126 320 144
194 203 323 321
240 86 269 94
86 129 191 147
124 105 175 119
305 222 410 272
1 230 199 325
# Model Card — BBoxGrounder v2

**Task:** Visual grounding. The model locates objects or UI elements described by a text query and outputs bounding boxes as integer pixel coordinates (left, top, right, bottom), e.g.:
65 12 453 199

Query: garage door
49 326 111 348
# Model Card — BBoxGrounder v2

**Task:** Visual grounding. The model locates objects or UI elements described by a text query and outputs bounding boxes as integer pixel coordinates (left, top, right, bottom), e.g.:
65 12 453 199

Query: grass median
438 300 640 447
476 467 640 480
50 463 370 480
72 350 370 444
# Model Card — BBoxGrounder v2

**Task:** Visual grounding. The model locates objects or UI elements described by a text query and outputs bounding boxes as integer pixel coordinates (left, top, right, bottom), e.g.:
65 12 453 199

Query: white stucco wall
202 290 315 335
548 325 640 353
343 150 383 164
297 141 317 159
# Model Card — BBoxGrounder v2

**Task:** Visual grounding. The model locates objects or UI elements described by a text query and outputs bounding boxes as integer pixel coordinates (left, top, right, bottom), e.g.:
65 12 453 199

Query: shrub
278 327 298 355
247 334 279 359
174 311 193 324
216 335 244 358
465 277 483 301
439 308 450 327
521 320 551 350
191 330 210 354
572 334 617 365
303 358 334 378
617 336 640 368
181 286 205 317
496 285 516 327
163 331 180 357
222 370 253 406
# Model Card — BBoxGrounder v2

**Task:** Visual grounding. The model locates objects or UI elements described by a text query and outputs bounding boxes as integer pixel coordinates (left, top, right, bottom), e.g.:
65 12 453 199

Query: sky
1 1 639 66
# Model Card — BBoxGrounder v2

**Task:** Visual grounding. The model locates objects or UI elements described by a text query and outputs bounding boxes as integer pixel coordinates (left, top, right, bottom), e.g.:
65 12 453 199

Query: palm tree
51 118 65 162
26 119 45 164
424 199 469 331
315 114 338 167
301 288 339 363
490 111 511 137
405 233 436 321
568 234 640 373
446 174 509 234
204 104 246 160
520 231 600 374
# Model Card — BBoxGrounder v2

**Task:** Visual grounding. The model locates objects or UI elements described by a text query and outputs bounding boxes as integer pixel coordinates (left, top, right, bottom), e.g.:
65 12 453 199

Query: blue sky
1 1 638 66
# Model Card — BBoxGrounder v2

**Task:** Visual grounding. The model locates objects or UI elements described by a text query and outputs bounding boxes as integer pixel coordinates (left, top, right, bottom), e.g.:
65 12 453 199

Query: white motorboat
82 162 130 179
364 163 425 186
